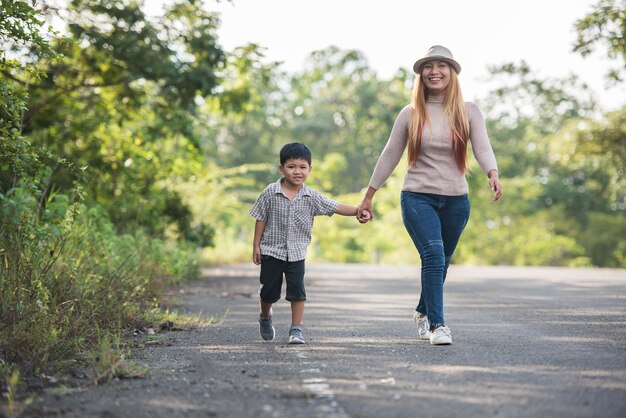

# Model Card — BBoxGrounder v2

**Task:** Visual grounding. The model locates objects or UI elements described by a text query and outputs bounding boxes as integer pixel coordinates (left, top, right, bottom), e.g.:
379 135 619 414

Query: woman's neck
426 94 445 103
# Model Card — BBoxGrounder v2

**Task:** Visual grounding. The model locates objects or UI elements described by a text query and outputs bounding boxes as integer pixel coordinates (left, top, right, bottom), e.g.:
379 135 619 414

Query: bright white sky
146 0 624 111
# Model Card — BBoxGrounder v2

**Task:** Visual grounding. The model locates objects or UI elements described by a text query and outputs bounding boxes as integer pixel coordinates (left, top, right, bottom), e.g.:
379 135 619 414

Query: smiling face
279 158 311 189
421 60 451 96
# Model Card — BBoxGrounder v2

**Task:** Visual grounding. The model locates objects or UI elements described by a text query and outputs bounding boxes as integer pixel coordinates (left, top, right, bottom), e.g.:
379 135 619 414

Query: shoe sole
288 337 305 344
430 338 452 345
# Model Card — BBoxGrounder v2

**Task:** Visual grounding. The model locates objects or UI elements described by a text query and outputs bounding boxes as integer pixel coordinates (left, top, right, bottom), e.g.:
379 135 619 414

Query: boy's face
279 158 311 188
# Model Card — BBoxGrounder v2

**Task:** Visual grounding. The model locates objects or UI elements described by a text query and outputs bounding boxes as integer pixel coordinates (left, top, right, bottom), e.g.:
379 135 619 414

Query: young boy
250 143 369 344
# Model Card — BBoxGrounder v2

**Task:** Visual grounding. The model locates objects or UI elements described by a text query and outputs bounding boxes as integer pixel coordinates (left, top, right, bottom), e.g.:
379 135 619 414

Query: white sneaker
413 311 431 340
288 326 305 344
430 325 452 345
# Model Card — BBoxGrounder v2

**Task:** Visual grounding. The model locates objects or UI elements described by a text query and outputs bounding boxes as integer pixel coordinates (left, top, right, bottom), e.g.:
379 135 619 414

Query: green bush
0 186 197 373
579 212 626 267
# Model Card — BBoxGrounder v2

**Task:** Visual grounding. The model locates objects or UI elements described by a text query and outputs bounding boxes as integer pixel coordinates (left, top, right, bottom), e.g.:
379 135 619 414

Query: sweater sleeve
368 105 412 190
467 102 498 176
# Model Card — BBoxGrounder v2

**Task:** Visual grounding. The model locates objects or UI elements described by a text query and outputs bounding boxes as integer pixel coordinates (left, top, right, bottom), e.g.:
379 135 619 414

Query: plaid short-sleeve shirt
250 179 340 261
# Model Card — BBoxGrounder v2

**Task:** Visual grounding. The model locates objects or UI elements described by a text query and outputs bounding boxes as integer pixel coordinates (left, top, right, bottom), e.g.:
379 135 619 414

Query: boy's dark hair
279 142 312 166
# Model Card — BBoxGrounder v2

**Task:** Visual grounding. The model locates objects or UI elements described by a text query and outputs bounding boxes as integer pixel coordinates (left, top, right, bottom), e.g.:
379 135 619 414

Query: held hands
356 199 373 224
359 209 372 223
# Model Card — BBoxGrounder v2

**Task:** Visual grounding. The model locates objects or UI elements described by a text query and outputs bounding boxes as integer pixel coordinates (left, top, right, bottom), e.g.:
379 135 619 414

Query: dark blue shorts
259 255 306 303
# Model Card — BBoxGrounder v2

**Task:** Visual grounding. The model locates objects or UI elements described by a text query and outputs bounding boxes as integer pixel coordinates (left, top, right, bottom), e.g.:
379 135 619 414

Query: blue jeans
400 192 470 327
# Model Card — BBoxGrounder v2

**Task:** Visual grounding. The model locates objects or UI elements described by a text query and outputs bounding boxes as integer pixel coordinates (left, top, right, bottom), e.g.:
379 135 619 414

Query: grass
0 364 20 418
147 306 226 330
90 332 150 385
0 189 224 411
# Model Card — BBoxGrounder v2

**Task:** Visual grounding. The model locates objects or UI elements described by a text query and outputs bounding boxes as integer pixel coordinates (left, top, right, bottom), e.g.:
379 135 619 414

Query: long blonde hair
407 68 470 173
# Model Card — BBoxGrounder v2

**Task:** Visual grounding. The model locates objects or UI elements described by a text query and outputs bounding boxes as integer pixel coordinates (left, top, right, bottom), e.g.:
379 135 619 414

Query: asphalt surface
22 264 626 418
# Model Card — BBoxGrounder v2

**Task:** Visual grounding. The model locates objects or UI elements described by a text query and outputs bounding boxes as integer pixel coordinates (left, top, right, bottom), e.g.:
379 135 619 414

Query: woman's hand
357 187 378 223
488 170 502 202
357 198 373 224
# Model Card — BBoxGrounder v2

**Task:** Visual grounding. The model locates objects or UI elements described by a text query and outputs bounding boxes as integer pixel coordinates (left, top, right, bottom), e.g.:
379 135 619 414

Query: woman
357 45 502 345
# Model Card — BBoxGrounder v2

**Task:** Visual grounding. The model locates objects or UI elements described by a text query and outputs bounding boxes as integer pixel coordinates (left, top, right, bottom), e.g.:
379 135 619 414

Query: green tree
17 0 240 240
479 61 597 197
288 46 409 194
0 0 219 374
197 45 411 194
570 0 626 265
461 62 606 266
1 0 61 188
573 0 626 84
546 109 626 266
195 43 289 179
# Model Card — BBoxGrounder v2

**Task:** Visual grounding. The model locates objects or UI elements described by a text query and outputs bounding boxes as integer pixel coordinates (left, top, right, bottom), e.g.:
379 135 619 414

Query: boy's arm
334 204 358 217
252 220 266 265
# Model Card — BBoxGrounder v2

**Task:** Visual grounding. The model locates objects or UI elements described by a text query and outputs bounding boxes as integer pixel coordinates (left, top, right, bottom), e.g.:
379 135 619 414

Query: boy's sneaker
288 326 305 344
259 315 275 341
430 325 452 345
413 311 431 340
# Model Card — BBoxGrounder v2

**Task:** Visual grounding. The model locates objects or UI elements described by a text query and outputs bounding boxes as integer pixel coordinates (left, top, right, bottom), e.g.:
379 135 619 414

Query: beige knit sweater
368 96 498 196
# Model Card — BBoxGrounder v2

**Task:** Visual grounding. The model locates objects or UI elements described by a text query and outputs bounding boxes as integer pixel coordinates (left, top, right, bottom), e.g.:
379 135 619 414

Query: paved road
24 264 626 418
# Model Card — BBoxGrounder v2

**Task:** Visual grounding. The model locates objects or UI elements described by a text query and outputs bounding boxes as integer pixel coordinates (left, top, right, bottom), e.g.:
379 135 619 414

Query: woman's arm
467 103 502 202
356 107 410 223
368 106 411 190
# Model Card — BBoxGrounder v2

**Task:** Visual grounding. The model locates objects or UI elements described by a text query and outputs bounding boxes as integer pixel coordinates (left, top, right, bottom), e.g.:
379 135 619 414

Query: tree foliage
573 0 626 83
15 0 244 241
0 0 247 374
